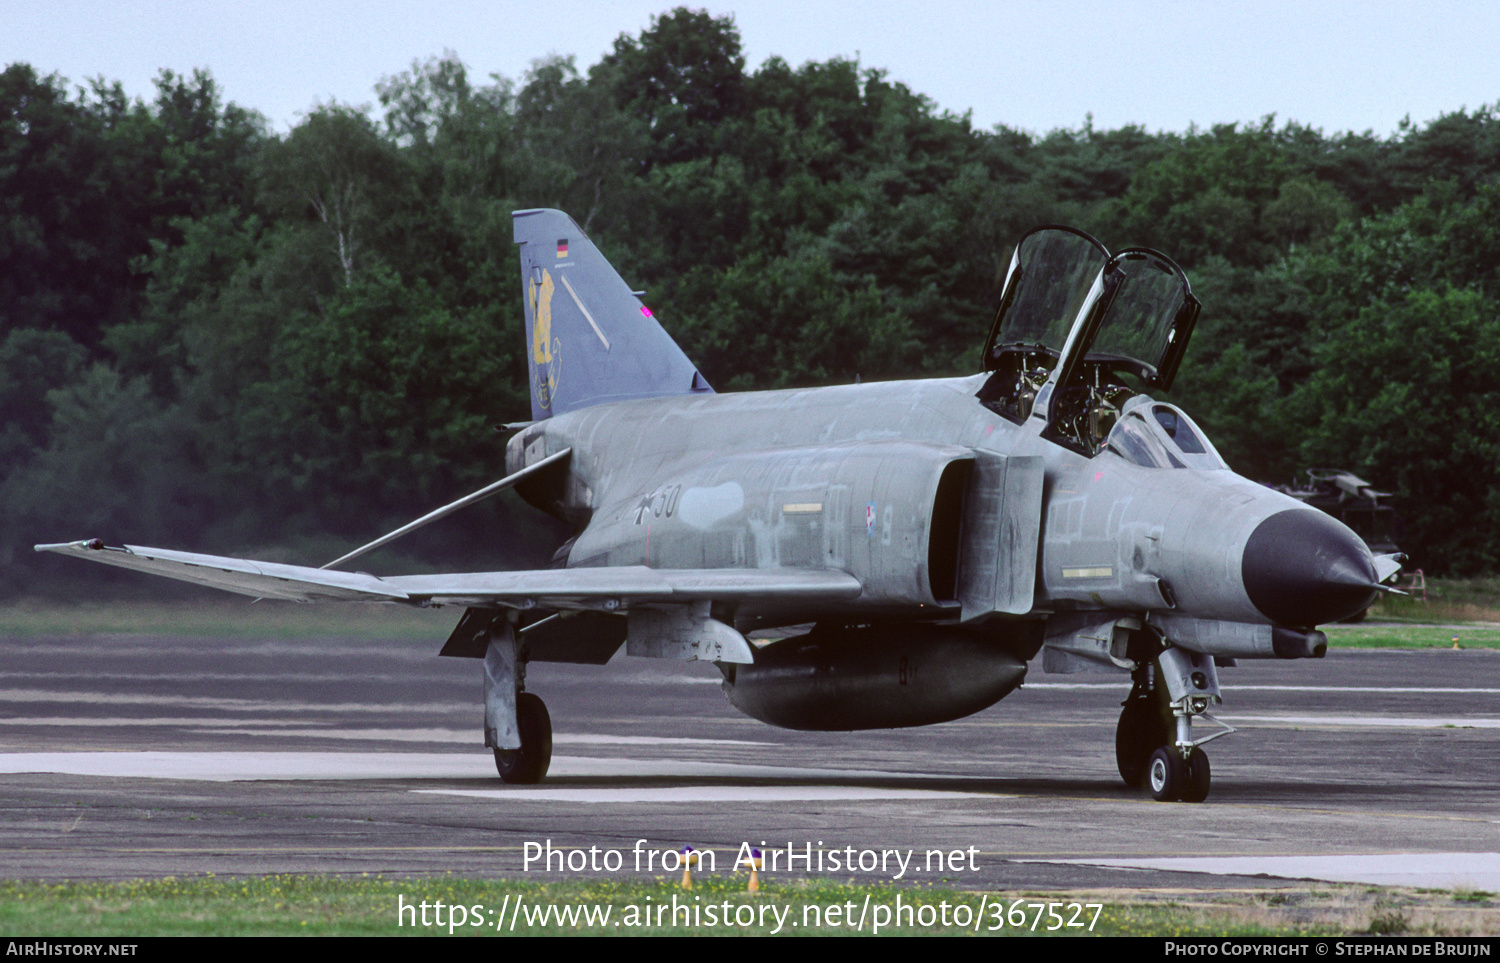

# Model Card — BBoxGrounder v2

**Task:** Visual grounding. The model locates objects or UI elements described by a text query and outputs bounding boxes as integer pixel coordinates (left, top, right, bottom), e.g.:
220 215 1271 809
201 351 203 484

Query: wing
33 540 863 609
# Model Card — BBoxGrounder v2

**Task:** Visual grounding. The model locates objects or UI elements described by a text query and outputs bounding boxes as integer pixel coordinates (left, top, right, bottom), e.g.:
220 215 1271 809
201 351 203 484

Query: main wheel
1116 699 1169 787
494 692 552 784
1147 746 1183 801
1179 747 1211 803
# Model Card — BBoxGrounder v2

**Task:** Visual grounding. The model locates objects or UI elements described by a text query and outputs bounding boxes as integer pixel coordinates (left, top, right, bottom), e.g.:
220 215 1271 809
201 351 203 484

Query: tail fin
513 209 712 420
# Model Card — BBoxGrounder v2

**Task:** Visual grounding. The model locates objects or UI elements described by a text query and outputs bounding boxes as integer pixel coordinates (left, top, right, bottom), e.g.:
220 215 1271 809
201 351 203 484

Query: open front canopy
983 226 1110 367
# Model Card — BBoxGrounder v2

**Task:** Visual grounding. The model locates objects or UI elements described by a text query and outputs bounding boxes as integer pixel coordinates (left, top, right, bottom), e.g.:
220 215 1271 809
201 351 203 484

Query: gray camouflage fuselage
508 373 1326 634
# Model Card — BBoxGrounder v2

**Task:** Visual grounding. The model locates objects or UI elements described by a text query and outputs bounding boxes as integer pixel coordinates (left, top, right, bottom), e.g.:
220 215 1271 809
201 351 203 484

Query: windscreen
1106 412 1183 469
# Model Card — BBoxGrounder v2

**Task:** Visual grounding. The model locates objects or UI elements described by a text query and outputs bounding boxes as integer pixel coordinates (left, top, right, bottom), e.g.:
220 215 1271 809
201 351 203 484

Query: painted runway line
1030 683 1500 693
558 733 776 746
186 729 779 746
10 708 1495 735
0 751 946 784
0 751 493 781
1036 852 1500 890
419 786 991 803
1223 714 1500 728
0 688 472 713
0 722 776 745
0 717 336 728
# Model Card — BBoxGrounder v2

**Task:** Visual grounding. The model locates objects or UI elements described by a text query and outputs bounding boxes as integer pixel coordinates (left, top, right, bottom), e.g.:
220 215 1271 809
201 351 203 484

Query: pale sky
6 1 1499 138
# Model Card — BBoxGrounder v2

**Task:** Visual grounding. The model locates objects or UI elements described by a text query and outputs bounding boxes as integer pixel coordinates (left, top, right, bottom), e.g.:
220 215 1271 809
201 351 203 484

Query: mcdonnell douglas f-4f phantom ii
39 211 1402 802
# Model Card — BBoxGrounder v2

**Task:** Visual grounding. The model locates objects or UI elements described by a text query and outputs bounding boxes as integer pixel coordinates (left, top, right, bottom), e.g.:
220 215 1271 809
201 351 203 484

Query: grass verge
3 875 1499 937
1367 576 1500 624
1322 623 1500 649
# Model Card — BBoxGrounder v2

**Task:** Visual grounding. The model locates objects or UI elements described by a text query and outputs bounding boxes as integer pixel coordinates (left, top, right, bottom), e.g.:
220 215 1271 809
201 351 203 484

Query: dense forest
4 8 1499 593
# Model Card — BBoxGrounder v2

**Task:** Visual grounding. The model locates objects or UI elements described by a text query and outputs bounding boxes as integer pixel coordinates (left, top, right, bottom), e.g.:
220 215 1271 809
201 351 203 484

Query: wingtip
34 538 106 553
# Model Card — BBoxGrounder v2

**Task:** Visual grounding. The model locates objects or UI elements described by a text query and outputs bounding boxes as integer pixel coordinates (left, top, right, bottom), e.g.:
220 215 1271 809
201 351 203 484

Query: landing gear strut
1116 647 1231 802
483 620 553 784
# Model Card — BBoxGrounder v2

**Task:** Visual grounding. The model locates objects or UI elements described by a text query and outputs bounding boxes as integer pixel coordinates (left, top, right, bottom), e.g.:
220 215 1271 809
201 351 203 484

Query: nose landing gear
1117 647 1232 802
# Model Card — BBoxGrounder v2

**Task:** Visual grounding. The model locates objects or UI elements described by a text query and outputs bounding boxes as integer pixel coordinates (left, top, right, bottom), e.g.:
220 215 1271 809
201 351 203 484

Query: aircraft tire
1179 747 1211 803
1115 699 1166 787
1147 746 1183 802
494 692 552 784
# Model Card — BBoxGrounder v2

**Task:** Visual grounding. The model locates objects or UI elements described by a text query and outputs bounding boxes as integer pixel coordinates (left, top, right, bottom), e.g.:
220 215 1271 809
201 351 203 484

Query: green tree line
5 8 1499 591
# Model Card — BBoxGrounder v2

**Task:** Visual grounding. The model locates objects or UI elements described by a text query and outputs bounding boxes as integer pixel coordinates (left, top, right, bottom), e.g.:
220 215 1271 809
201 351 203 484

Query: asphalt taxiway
3 620 1498 892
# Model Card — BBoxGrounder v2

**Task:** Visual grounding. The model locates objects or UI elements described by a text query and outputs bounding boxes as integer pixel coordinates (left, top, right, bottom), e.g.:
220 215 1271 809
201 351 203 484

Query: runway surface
3 619 1498 892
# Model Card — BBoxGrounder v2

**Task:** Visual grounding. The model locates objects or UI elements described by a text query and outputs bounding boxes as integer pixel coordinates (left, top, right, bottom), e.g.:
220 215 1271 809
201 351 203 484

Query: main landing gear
1115 647 1232 802
495 692 552 783
483 620 553 784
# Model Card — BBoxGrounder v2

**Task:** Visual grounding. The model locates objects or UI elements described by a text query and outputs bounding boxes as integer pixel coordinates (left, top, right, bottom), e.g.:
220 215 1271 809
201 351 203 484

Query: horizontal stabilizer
35 540 862 609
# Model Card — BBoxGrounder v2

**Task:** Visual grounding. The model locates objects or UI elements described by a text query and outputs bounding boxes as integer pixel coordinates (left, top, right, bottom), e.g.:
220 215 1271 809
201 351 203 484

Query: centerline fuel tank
721 621 1041 730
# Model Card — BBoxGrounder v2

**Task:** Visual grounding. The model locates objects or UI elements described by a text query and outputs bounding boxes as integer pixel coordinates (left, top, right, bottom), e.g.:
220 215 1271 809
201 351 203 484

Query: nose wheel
1146 745 1211 802
1117 647 1232 803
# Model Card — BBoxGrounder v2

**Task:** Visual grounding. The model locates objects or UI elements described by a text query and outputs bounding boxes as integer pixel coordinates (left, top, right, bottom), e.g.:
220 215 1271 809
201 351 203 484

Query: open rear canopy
1079 249 1200 389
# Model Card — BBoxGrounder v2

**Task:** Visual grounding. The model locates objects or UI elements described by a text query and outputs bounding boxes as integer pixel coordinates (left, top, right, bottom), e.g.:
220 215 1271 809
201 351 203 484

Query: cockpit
977 226 1203 460
1104 397 1227 470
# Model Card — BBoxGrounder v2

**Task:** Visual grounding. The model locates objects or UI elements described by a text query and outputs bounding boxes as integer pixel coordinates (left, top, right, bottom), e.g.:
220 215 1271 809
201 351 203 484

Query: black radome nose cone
1242 509 1379 626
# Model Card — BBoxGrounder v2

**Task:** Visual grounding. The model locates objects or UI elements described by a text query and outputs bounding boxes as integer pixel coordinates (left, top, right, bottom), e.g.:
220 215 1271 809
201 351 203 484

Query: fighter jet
38 211 1402 802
